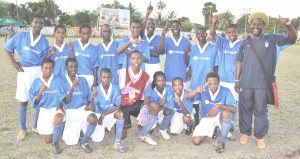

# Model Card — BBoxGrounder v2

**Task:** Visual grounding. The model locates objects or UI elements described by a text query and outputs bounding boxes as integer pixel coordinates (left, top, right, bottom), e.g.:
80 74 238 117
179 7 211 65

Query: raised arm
141 2 153 37
210 15 219 40
279 15 297 43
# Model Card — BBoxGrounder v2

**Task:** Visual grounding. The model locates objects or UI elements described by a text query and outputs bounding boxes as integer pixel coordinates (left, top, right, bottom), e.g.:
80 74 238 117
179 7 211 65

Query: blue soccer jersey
189 43 218 90
93 83 121 114
150 85 174 110
196 86 236 117
118 37 150 70
72 39 97 75
143 34 161 64
29 75 67 109
163 36 191 82
3 31 49 67
212 36 241 83
62 75 91 109
173 89 193 114
51 43 72 78
96 40 120 85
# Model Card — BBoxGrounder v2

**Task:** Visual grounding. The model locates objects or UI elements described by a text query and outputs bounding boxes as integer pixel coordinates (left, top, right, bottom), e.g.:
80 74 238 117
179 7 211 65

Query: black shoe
212 126 218 139
230 125 234 132
185 125 193 135
52 141 62 154
215 142 225 153
80 140 93 153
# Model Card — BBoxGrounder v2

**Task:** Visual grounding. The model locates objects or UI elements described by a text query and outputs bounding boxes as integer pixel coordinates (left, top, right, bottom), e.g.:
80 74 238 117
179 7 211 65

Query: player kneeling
186 72 237 153
89 68 126 154
29 58 66 154
170 77 193 135
62 58 97 153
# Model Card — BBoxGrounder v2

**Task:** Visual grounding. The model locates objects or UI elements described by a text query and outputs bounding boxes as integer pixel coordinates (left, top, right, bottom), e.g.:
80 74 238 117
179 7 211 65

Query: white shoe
139 135 157 145
159 129 170 140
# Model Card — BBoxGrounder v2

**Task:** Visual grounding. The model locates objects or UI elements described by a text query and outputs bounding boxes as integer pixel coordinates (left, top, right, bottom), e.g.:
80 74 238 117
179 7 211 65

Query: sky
4 0 299 25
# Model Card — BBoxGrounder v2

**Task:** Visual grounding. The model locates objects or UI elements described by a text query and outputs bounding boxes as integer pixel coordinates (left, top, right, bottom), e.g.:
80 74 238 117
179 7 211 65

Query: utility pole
16 0 19 21
243 7 251 34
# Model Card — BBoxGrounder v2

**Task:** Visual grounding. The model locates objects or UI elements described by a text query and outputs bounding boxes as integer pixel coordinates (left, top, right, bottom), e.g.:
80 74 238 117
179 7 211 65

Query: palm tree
217 11 235 31
128 2 142 20
157 0 166 13
167 11 177 22
154 12 166 27
202 2 217 29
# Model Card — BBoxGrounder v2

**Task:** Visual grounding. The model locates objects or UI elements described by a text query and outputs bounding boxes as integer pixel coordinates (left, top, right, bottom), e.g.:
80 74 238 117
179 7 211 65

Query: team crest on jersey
169 50 173 54
265 41 269 47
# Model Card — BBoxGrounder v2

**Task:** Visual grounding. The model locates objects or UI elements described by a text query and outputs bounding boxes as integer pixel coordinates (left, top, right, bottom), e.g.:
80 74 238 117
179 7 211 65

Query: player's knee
148 102 159 115
221 110 231 119
87 113 97 126
43 135 53 144
114 111 123 120
183 115 191 124
53 113 63 126
192 136 203 145
163 108 171 116
20 102 28 106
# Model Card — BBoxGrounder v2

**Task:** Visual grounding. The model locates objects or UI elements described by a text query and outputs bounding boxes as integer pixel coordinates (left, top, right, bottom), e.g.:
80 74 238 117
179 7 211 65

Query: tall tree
202 2 217 29
157 0 166 13
155 0 166 27
128 2 142 20
217 11 235 31
166 11 177 22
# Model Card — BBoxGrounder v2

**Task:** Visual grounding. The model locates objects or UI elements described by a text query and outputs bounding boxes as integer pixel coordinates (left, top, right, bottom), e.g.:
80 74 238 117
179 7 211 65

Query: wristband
235 80 239 82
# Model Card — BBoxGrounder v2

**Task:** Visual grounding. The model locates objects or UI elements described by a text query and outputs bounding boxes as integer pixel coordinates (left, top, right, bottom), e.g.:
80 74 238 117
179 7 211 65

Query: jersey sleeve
237 41 247 62
29 79 41 108
213 46 219 66
143 79 152 97
164 86 174 109
224 88 237 107
141 41 150 61
3 32 20 53
183 96 193 114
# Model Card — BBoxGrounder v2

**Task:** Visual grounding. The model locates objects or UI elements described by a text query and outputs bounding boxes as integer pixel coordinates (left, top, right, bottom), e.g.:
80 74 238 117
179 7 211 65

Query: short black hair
206 72 220 81
41 58 54 67
32 14 44 21
171 20 181 27
196 27 206 34
101 24 111 30
130 19 142 27
79 23 91 33
54 24 66 33
65 58 77 67
130 50 142 57
100 67 112 76
172 77 183 85
227 24 237 30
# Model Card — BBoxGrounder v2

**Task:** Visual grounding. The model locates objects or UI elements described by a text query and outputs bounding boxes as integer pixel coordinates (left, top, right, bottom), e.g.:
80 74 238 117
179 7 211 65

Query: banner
99 8 130 28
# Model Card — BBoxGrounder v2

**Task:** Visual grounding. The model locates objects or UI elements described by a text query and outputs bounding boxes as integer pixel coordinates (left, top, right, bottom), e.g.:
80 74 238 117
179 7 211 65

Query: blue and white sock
139 114 157 137
220 119 231 144
33 107 40 129
82 124 96 143
19 105 27 131
52 124 64 144
115 119 124 143
160 115 172 131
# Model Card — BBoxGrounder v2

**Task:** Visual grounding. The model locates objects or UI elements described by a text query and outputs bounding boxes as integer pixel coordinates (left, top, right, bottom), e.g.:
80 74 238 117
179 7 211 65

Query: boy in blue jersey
210 15 241 131
95 24 121 85
72 23 97 89
61 58 98 153
117 20 150 71
170 77 193 135
187 27 218 128
141 3 162 81
186 72 236 153
3 15 49 140
90 68 126 154
159 20 191 86
46 25 75 78
150 71 174 140
29 58 66 154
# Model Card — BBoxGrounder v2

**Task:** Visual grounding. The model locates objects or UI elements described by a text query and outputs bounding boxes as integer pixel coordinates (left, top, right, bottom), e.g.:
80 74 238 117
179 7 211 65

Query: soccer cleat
31 128 39 134
80 140 93 153
52 141 62 154
17 130 27 141
215 142 225 153
159 129 170 140
114 142 126 154
138 135 157 145
185 125 193 135
227 133 236 141
256 138 266 149
240 134 249 144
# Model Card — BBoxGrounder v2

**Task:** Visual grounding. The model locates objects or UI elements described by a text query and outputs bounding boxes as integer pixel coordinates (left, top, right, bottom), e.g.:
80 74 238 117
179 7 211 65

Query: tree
178 17 190 23
157 0 166 13
181 22 194 32
166 11 177 22
236 14 251 34
58 12 72 26
202 2 217 29
128 2 142 21
217 11 235 31
70 10 91 27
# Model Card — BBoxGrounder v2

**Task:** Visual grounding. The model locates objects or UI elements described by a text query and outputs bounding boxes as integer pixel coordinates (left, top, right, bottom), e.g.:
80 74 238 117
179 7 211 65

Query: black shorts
120 100 144 129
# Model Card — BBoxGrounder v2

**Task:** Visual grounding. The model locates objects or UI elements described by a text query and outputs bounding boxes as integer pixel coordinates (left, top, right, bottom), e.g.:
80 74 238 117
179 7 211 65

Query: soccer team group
3 3 297 155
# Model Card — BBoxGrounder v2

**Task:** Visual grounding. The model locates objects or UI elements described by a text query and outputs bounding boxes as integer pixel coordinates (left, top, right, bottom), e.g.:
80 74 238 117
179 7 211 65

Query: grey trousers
239 88 269 139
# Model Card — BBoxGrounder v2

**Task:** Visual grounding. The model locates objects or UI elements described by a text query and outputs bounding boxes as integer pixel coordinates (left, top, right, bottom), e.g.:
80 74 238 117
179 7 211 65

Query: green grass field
0 37 300 159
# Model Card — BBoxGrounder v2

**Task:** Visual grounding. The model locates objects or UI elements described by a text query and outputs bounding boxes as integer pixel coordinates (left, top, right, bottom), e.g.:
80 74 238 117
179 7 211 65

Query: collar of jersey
155 87 166 98
171 35 182 46
146 34 155 43
101 39 113 52
30 30 41 46
229 40 240 48
78 39 90 50
197 43 209 54
128 67 142 83
100 83 112 100
65 74 78 87
54 42 66 52
208 86 220 101
40 74 54 87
